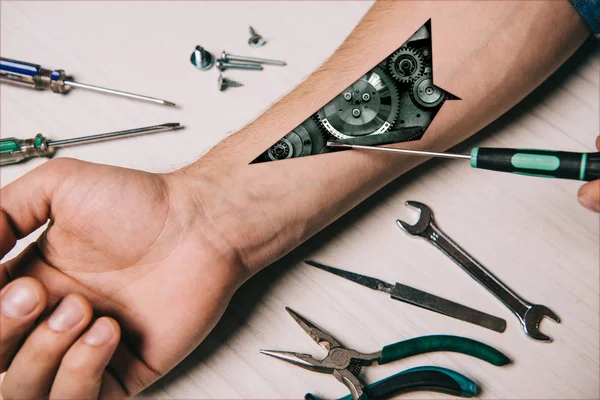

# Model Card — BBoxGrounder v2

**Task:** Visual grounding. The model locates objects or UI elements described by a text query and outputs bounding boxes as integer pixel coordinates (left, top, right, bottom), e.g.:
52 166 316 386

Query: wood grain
1 2 598 399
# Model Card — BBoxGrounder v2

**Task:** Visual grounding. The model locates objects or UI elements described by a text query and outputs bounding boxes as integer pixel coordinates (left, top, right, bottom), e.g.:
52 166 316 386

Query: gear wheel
265 118 324 161
411 75 445 109
388 47 424 84
316 67 400 140
312 113 333 144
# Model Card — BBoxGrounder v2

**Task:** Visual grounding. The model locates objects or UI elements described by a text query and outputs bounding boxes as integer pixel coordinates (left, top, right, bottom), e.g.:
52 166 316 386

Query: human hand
1 278 121 398
0 158 247 397
578 136 600 212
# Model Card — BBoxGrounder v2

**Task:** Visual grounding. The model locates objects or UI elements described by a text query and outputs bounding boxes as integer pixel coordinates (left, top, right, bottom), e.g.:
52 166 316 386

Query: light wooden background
1 2 599 399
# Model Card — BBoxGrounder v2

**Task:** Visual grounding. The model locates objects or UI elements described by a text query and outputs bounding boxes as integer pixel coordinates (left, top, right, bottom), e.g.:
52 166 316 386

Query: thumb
0 159 78 260
578 179 600 213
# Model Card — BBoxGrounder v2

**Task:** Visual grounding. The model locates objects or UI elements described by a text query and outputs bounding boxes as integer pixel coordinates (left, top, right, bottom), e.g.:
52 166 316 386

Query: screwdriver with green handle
0 123 181 166
327 142 600 181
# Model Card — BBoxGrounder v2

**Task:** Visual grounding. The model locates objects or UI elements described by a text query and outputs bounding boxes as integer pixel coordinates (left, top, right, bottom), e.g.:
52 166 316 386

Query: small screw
248 26 266 48
362 93 371 101
343 92 352 101
190 45 214 70
221 50 286 66
215 59 263 71
217 74 243 91
352 108 361 117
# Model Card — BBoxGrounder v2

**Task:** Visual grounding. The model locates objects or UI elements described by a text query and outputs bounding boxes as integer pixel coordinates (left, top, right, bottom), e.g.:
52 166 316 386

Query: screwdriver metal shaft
1 123 181 166
327 142 470 159
47 123 181 147
62 80 176 107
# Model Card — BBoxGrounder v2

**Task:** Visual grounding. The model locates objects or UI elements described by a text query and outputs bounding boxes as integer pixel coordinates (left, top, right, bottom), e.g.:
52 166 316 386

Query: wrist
162 168 253 285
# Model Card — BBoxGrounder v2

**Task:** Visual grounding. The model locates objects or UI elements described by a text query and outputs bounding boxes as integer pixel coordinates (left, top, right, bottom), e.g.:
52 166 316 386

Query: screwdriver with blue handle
327 142 600 181
0 57 176 106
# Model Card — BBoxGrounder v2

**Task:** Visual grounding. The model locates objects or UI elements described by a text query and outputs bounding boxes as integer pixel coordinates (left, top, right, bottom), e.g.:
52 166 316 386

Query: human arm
0 1 591 398
181 0 591 273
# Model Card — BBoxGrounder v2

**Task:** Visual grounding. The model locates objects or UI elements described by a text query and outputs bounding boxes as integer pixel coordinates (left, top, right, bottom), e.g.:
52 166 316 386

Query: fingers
0 211 18 261
1 293 93 398
578 179 600 212
0 277 48 371
50 317 121 399
0 159 79 254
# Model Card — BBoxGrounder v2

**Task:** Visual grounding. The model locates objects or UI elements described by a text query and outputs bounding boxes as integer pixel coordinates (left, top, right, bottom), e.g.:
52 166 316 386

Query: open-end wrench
396 201 560 342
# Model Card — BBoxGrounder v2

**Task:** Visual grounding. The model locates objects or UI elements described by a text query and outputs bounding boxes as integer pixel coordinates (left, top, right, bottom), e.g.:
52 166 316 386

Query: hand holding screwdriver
327 142 600 182
578 136 600 212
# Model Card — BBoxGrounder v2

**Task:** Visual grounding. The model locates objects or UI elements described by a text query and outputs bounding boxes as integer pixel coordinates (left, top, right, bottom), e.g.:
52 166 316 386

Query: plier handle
261 308 510 400
305 366 479 400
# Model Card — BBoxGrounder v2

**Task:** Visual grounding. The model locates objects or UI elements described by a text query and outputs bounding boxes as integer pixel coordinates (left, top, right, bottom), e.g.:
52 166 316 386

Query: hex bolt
248 26 266 48
362 93 371 101
217 74 243 91
343 92 352 101
190 45 215 70
352 108 361 117
221 51 286 66
215 59 263 71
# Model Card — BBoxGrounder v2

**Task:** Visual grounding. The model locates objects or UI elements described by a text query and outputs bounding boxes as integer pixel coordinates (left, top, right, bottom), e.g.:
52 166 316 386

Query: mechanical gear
316 67 400 140
411 75 445 109
265 118 324 161
388 47 424 84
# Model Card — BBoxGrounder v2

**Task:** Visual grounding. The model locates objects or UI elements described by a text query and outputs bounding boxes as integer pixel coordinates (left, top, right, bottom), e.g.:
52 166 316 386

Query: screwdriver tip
163 100 177 107
163 123 181 129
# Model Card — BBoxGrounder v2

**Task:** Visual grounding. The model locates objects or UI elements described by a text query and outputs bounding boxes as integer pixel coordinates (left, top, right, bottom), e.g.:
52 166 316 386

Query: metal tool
305 260 506 333
262 308 510 400
327 142 600 182
217 74 243 91
221 51 286 66
396 201 560 342
190 45 215 70
306 366 479 400
0 123 181 166
215 59 263 71
248 26 266 47
1 58 176 107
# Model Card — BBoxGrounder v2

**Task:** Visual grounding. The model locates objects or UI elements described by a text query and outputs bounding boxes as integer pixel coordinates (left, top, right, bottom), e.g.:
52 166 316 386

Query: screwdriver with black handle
0 123 181 166
327 142 600 181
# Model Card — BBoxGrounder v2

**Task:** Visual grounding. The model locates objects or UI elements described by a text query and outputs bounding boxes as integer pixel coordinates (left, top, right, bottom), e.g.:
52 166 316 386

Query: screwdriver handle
0 135 54 166
471 148 600 181
0 57 70 93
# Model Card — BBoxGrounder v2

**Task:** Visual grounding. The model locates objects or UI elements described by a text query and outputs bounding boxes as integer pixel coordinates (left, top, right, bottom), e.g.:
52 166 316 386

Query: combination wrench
396 201 560 342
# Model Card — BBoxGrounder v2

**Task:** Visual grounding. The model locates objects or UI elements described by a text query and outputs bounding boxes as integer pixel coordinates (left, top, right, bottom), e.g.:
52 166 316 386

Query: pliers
261 308 511 400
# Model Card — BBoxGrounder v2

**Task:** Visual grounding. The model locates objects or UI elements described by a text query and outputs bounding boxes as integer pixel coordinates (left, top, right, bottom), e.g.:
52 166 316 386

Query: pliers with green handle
261 308 511 400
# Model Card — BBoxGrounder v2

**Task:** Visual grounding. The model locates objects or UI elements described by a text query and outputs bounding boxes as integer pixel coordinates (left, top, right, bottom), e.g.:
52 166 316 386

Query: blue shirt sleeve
570 0 600 38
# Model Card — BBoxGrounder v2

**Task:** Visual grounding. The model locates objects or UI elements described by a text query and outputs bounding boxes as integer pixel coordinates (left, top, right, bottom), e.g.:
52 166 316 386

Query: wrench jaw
396 201 433 236
523 305 561 342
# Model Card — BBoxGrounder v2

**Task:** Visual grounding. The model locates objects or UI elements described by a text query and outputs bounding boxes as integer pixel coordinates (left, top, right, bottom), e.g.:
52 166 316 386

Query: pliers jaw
284 307 342 351
261 308 382 400
259 350 334 373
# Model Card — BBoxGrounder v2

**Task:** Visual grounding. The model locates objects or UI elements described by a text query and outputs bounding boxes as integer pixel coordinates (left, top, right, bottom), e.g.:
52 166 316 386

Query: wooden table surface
1 2 598 399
